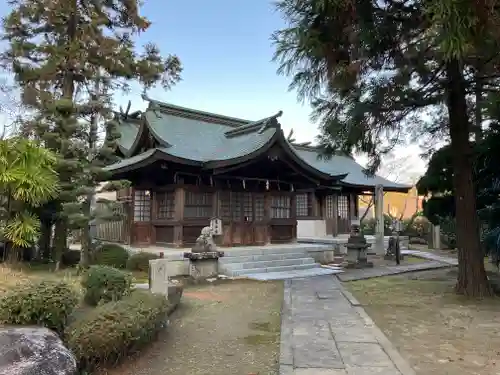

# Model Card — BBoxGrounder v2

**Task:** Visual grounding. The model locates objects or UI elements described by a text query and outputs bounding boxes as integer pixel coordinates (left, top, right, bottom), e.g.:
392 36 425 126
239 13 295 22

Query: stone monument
148 258 184 304
184 226 224 281
385 219 404 263
345 222 373 269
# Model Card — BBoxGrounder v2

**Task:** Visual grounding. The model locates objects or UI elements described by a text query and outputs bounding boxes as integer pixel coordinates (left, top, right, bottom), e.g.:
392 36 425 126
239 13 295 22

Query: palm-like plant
0 138 59 259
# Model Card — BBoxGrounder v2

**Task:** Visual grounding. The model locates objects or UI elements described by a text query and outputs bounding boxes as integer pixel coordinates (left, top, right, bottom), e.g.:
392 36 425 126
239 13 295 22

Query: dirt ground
345 269 500 375
100 279 283 375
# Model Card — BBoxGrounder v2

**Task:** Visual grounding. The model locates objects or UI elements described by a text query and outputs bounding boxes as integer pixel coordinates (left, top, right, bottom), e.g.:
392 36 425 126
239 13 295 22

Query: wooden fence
95 201 130 244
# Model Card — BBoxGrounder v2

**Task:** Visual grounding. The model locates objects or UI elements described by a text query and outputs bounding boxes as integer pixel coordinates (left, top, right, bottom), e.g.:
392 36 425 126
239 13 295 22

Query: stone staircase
219 244 333 278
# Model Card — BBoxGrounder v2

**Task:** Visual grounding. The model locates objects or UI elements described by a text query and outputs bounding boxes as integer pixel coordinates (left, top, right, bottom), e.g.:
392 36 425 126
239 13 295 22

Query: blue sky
0 0 425 182
118 1 315 140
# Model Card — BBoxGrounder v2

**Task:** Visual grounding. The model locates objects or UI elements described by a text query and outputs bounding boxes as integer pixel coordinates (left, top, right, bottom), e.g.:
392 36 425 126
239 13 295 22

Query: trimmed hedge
126 252 159 273
81 265 132 306
0 280 79 335
94 243 129 269
61 249 81 267
65 291 171 371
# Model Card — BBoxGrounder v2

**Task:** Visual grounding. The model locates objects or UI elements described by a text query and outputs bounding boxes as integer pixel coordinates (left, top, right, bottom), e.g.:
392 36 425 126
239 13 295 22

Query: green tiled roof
108 98 410 192
293 147 409 190
144 110 277 162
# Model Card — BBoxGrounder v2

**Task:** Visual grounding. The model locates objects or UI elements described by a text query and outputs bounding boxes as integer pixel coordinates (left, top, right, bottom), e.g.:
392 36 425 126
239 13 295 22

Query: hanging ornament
196 176 201 186
277 180 281 191
173 172 178 183
290 184 294 192
210 176 213 187
266 180 270 190
242 179 246 189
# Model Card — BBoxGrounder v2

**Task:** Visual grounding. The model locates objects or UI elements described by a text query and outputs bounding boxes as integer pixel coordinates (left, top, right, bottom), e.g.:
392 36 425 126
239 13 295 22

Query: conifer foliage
273 0 500 296
1 0 182 267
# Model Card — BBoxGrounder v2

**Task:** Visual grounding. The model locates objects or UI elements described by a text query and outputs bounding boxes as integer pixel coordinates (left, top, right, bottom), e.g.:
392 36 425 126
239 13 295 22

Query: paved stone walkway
337 251 458 282
280 276 415 375
337 260 454 282
401 250 458 265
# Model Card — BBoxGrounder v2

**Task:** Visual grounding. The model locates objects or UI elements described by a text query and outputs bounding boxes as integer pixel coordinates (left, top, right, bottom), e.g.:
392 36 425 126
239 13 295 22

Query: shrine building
102 96 409 248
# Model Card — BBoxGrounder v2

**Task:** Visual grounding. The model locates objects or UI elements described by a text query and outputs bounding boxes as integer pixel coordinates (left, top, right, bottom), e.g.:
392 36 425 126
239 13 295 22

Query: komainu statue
191 226 217 253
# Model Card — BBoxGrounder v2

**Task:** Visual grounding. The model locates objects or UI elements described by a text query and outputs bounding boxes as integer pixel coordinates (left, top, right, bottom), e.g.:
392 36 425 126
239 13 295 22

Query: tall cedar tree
1 0 181 268
273 0 500 296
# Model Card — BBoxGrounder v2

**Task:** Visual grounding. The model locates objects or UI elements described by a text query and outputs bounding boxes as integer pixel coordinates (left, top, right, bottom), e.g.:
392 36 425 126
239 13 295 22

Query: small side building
101 96 409 248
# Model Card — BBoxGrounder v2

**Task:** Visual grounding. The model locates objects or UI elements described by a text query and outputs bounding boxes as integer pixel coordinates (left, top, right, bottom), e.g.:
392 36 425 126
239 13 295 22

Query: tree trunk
474 66 483 141
38 219 51 261
53 220 67 271
80 198 91 269
446 58 492 297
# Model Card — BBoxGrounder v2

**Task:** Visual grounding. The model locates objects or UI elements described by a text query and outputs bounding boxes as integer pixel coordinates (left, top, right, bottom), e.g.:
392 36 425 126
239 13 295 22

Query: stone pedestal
345 224 373 269
148 259 184 304
184 251 224 281
374 184 385 255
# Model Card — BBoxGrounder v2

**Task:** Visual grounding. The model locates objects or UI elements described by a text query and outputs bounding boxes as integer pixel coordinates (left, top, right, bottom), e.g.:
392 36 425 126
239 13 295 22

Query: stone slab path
401 250 458 265
337 261 455 282
280 276 415 375
246 266 343 281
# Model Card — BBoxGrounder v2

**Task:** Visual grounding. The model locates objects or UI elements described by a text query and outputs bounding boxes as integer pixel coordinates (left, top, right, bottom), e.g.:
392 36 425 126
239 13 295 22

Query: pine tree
2 0 182 268
272 0 500 296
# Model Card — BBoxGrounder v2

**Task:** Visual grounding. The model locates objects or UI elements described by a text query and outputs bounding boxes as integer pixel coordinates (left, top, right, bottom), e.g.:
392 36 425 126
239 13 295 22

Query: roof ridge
292 143 354 159
142 94 252 128
224 111 283 138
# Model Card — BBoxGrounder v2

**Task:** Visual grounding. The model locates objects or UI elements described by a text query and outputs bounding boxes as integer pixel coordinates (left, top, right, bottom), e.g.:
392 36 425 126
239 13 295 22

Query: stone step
221 257 315 271
219 252 308 264
225 263 319 277
222 244 330 258
245 267 343 280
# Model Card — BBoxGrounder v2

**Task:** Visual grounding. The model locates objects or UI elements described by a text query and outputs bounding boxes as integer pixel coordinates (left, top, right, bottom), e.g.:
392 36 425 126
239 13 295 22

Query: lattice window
242 192 253 221
338 195 349 219
296 193 312 217
219 191 231 220
184 191 213 218
230 192 242 221
133 190 151 222
156 191 175 219
325 195 335 218
255 194 265 221
271 195 291 219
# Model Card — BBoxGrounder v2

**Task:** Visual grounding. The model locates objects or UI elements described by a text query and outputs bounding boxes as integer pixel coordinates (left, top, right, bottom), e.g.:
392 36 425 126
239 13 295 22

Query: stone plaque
210 217 222 236
149 259 169 295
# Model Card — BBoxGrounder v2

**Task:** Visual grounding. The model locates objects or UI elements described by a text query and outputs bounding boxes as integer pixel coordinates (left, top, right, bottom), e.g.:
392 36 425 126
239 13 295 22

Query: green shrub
126 252 159 273
0 280 79 335
61 249 81 267
65 291 170 371
93 243 129 269
81 265 132 306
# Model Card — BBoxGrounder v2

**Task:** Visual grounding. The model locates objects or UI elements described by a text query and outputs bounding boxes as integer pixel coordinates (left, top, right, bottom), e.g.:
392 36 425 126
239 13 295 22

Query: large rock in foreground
0 326 77 375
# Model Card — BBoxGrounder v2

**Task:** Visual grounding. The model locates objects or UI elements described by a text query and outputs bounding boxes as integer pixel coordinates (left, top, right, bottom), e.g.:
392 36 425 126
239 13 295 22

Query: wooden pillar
264 192 272 244
349 192 357 220
311 192 321 217
173 186 185 247
332 194 338 236
150 191 157 245
291 192 297 242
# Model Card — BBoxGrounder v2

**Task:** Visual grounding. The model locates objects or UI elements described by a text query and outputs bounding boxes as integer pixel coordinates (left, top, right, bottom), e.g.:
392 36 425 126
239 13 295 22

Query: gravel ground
100 279 283 375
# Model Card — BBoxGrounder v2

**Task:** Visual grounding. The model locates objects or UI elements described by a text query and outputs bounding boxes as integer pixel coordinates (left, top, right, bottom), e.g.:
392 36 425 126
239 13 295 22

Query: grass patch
345 270 500 375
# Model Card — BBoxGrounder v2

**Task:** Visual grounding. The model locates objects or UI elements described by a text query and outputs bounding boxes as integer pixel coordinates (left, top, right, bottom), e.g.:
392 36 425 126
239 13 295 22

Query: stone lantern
345 220 374 269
